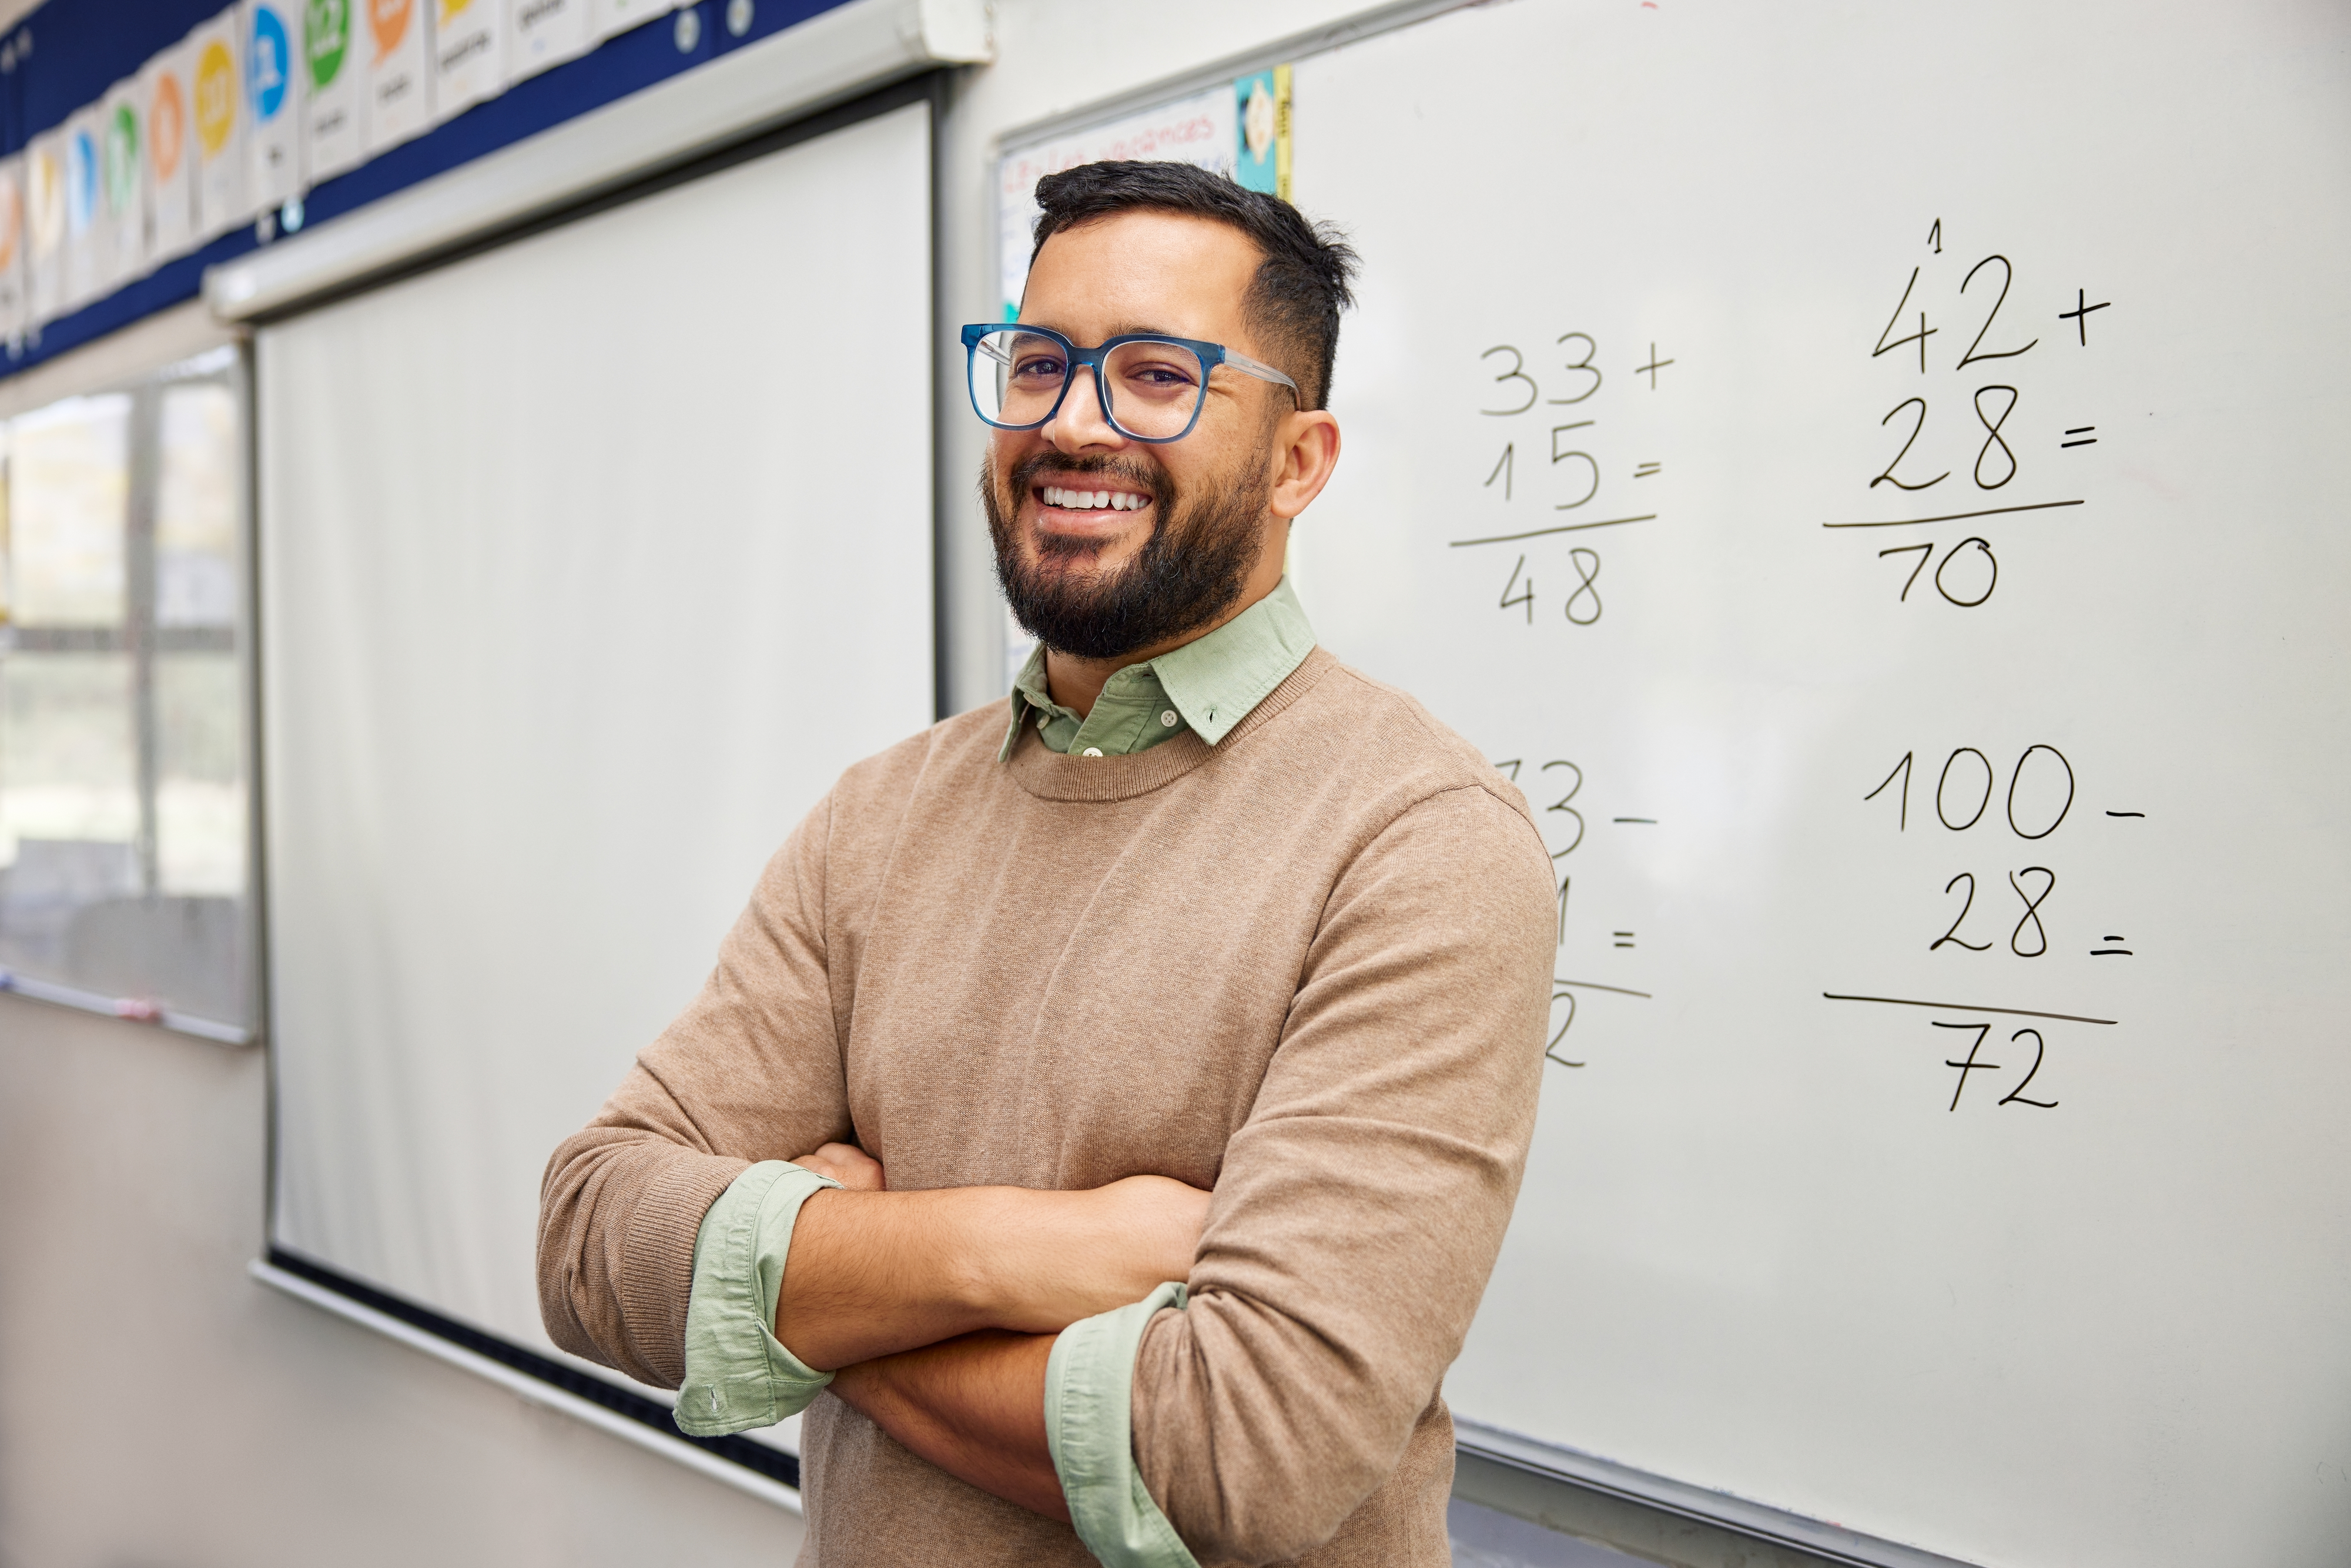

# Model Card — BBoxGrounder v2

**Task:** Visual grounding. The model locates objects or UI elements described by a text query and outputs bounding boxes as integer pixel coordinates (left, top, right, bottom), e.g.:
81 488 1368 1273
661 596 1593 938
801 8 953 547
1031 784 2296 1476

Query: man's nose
1047 364 1127 453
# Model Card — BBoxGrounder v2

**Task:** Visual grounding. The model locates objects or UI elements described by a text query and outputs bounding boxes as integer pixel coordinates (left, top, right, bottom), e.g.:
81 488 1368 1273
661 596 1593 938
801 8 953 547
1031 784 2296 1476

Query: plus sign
1636 342 1673 389
2059 289 2111 346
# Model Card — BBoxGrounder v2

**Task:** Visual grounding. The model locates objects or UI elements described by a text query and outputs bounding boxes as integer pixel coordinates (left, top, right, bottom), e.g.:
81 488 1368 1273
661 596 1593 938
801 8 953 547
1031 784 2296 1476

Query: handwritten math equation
1492 752 1654 1071
1451 331 1671 626
1822 217 2111 602
1831 738 2144 1110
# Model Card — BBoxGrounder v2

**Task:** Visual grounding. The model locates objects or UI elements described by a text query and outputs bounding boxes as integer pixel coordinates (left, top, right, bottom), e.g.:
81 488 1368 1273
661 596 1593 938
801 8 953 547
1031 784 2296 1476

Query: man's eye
1010 356 1067 382
1127 364 1197 388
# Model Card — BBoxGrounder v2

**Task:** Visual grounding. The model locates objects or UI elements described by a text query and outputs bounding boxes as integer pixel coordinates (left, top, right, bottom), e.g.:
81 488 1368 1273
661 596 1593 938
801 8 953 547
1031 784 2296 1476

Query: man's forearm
828 1331 1066 1520
776 1174 1205 1370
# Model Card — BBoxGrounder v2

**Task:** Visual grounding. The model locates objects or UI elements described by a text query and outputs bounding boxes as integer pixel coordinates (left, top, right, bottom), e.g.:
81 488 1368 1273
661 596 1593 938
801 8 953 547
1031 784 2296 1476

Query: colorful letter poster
61 107 102 308
247 0 302 207
431 0 507 119
509 0 588 80
363 0 433 153
143 41 199 262
101 80 149 291
304 0 364 181
995 85 1237 319
24 129 64 325
1231 66 1291 202
193 6 256 239
0 157 26 343
588 0 674 44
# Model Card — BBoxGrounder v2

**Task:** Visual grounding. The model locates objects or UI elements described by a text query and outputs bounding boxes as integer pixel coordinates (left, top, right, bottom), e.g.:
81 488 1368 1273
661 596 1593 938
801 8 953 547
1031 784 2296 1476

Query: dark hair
1029 160 1359 411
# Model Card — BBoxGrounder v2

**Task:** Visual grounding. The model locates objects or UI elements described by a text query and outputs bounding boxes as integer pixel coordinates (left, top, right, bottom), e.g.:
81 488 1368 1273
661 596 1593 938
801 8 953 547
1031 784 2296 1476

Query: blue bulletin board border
0 0 853 379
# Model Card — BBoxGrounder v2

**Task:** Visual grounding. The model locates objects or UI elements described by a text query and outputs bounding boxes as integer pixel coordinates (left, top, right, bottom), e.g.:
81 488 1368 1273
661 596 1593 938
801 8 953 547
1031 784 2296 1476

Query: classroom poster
1231 66 1291 202
143 42 199 262
24 130 63 325
508 0 589 80
60 108 101 308
588 0 674 43
995 85 1237 318
100 81 149 291
0 157 28 343
431 0 506 120
363 0 433 154
303 0 364 180
193 6 256 239
247 0 302 207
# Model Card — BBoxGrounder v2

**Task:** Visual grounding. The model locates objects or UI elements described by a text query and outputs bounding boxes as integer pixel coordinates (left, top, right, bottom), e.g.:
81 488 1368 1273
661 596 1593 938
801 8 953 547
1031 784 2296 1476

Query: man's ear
1270 408 1342 521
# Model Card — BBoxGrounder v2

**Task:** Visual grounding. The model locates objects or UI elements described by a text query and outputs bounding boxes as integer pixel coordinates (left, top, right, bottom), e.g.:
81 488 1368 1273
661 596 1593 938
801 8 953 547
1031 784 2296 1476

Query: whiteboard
259 101 934 1420
1276 4 2351 1565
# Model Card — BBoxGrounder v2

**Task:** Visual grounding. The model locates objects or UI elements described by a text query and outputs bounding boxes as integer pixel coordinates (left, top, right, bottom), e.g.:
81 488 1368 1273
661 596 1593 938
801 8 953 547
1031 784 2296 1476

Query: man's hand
774 1171 1209 1371
793 1142 886 1191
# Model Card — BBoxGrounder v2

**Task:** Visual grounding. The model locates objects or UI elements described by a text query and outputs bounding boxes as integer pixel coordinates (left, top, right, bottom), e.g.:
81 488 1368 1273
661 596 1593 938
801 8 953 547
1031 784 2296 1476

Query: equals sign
2062 425 2097 448
2092 934 2133 956
1613 931 1636 949
1633 462 1662 479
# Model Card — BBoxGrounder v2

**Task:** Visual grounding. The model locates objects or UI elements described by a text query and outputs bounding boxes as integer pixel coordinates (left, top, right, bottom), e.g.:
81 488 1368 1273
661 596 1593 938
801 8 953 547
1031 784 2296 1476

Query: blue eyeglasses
960 323 1298 443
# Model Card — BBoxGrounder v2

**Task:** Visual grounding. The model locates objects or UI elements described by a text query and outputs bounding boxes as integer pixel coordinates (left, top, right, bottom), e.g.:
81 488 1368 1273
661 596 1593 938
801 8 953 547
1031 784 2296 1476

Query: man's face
984 210 1288 662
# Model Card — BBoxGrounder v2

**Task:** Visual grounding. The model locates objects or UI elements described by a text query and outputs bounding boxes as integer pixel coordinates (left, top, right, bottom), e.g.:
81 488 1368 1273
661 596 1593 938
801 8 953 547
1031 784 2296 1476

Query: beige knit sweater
538 648 1557 1567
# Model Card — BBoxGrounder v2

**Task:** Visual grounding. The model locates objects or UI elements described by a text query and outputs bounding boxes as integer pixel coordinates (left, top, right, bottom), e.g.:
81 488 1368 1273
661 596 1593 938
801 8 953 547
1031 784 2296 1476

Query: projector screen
258 100 935 1433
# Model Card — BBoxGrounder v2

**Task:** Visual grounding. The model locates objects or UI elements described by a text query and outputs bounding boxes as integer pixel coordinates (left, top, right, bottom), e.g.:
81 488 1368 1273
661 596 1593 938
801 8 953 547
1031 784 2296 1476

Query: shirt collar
997 577 1319 762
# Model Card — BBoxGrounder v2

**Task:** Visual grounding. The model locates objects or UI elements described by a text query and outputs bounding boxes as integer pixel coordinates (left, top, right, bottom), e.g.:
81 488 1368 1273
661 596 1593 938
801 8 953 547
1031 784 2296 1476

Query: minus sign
1613 817 1656 823
2105 810 2145 817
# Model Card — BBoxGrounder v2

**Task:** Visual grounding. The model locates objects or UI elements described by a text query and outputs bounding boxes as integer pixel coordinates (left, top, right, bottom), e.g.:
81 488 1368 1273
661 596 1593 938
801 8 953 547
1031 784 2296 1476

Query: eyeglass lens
970 330 1207 440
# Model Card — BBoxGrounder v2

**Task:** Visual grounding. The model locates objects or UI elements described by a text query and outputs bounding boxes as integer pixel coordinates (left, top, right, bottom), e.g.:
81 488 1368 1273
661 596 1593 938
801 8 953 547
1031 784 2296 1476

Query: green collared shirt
999 577 1317 760
679 580 1317 1566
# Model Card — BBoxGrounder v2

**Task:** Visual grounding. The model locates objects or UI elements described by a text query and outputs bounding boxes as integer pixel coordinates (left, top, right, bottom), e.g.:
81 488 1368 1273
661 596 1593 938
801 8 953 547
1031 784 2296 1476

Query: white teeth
1041 486 1147 511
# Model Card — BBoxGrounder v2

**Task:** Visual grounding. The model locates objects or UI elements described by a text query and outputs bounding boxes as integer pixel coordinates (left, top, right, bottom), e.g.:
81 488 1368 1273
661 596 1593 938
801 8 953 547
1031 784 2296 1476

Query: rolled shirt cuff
1046 1281 1200 1568
675 1159 842 1438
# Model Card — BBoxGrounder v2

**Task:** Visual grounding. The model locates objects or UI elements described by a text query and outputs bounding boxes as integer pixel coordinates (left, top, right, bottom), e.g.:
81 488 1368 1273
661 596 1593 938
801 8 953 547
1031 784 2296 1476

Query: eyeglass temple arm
1221 349 1298 394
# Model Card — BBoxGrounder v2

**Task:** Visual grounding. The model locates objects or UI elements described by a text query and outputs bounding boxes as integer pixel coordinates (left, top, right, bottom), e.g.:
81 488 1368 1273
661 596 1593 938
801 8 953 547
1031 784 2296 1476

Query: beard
983 442 1271 663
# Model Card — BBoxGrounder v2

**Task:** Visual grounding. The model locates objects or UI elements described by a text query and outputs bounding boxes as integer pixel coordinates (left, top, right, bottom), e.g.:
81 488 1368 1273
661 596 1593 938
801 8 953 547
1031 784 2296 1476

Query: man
539 160 1555 1567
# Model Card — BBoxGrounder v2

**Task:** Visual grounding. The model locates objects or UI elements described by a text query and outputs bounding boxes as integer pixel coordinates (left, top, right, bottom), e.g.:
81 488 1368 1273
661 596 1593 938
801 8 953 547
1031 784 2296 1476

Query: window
0 347 250 1038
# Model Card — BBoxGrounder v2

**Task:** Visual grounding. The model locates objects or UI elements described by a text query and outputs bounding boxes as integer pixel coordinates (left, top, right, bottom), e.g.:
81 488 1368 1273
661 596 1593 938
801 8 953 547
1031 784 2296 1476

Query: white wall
0 993 806 1568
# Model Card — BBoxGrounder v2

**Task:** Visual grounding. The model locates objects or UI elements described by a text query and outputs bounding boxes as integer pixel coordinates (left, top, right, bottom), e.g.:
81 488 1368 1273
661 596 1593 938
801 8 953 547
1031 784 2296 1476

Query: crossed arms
772 1140 1210 1519
537 780 1557 1563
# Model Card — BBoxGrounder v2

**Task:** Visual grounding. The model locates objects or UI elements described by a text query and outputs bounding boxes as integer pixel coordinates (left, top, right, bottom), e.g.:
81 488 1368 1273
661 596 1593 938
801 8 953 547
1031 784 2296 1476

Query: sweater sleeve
536 796 857 1389
1127 784 1556 1564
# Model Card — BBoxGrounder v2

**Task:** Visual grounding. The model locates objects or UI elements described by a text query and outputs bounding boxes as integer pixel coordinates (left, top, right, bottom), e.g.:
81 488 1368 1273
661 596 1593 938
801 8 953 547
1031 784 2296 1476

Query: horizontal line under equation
1821 498 2084 530
1451 514 1656 547
1822 990 2116 1026
1557 979 1653 999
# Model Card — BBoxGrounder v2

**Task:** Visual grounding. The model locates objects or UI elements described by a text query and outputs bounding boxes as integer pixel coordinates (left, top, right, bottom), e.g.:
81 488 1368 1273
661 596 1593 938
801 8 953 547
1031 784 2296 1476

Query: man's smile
1027 473 1159 540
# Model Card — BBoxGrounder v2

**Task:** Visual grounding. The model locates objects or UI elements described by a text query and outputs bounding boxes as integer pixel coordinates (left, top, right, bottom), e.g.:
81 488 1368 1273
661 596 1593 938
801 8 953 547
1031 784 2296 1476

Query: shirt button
1082 747 1104 757
1161 709 1179 727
